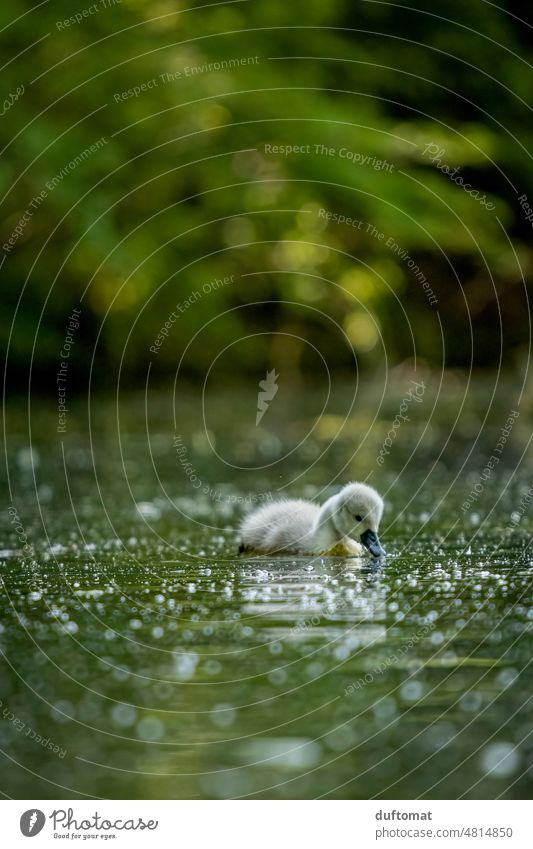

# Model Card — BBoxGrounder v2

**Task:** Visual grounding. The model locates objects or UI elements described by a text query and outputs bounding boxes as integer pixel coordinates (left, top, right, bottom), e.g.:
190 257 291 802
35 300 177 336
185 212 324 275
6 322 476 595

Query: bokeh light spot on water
238 738 323 771
210 704 237 728
137 716 165 741
480 743 520 779
111 704 137 729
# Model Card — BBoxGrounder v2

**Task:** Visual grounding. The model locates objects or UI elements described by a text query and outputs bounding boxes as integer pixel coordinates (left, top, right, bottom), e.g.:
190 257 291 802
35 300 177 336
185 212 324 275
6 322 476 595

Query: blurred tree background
1 0 531 392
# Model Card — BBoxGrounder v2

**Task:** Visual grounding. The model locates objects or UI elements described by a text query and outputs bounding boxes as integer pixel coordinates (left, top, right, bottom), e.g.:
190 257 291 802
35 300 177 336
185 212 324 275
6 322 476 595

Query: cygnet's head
332 482 385 556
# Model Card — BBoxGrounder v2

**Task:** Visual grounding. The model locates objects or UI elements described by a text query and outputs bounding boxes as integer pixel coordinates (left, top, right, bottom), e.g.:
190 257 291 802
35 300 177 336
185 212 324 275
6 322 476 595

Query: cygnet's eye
355 514 362 522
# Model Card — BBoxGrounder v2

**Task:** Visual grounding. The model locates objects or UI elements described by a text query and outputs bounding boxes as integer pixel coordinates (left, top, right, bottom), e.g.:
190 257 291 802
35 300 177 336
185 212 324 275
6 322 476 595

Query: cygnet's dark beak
360 529 385 557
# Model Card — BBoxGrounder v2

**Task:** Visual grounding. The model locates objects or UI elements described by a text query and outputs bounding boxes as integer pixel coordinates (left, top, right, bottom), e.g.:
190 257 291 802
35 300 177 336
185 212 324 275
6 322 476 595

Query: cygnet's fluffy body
239 483 385 557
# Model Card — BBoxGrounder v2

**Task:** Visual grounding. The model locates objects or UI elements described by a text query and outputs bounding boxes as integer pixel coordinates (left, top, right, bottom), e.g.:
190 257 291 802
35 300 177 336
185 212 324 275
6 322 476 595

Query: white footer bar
2 799 530 848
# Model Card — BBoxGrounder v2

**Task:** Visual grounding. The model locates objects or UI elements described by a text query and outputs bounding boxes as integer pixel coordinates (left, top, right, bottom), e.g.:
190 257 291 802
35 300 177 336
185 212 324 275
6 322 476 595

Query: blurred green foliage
1 0 531 388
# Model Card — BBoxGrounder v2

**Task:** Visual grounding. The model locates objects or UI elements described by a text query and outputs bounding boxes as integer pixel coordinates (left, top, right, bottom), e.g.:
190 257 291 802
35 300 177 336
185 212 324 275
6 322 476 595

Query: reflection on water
1 385 532 798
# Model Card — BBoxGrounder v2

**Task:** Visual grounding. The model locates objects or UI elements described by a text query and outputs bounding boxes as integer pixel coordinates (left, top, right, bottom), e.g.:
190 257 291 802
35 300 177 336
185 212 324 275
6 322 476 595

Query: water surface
1 381 532 798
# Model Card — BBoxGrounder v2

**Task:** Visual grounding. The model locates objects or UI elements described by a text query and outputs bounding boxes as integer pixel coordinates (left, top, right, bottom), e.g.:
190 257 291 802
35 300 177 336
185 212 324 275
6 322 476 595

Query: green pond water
1 379 532 799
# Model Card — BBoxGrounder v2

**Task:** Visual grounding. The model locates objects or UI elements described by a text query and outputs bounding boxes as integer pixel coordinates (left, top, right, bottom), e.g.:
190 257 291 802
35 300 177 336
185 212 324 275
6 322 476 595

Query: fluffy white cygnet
239 482 385 557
